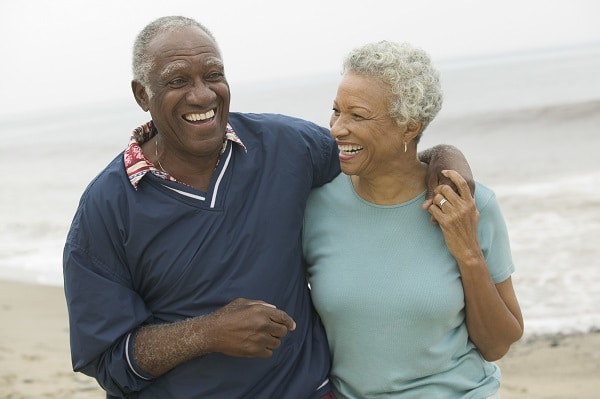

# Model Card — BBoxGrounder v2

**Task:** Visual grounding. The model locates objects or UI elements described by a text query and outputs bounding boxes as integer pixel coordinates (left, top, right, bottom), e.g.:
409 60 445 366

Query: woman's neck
350 161 428 205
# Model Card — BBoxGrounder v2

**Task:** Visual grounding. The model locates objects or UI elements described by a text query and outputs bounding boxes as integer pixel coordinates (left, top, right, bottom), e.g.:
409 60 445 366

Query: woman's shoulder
473 181 497 203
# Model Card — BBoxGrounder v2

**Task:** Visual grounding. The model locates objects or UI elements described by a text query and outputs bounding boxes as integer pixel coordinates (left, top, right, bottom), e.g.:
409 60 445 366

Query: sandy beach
0 280 103 399
0 280 598 398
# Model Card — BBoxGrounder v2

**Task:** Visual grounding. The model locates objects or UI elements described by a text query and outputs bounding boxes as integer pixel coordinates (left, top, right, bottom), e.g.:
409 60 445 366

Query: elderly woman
303 41 524 399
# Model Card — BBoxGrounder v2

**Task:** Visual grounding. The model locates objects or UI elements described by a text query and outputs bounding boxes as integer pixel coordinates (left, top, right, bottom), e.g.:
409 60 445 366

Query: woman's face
330 73 407 178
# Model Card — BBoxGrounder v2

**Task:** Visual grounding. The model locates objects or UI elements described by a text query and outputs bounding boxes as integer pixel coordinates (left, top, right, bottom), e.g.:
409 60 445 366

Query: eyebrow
205 57 224 69
159 62 188 80
158 57 224 81
337 102 371 113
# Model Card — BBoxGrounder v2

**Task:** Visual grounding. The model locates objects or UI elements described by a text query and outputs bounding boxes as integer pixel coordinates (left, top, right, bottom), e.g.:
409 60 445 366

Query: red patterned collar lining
123 121 246 189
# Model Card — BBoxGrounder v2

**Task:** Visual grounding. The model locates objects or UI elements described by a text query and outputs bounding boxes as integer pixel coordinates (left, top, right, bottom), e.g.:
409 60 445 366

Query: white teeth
184 109 215 122
338 144 363 155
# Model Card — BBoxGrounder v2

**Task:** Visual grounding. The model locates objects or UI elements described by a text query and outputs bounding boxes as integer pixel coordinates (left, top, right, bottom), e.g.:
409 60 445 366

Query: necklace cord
155 137 168 174
154 135 224 178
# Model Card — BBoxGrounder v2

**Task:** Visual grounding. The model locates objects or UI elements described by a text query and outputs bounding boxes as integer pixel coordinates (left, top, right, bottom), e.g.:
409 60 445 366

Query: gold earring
404 142 407 153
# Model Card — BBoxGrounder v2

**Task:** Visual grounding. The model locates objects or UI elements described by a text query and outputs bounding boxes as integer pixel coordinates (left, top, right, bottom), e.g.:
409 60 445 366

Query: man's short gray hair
132 16 218 89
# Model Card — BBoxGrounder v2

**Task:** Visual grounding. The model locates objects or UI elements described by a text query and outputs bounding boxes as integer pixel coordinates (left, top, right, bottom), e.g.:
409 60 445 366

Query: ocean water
1 45 599 339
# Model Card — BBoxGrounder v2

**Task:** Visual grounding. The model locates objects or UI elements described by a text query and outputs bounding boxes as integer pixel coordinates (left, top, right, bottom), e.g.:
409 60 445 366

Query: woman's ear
403 121 423 143
131 80 150 112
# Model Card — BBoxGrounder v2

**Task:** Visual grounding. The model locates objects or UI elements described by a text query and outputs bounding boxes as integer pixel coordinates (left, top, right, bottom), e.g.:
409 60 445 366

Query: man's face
135 25 231 160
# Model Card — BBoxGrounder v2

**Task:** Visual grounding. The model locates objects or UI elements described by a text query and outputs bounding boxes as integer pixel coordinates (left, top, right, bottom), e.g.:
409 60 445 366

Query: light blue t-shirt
303 175 514 399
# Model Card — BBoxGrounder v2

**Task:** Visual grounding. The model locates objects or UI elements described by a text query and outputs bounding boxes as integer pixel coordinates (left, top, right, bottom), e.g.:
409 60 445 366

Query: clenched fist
204 298 297 358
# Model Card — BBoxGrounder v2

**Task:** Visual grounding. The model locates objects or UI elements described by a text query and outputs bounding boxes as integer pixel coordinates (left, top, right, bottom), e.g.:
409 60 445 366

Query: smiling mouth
183 109 215 122
338 144 363 155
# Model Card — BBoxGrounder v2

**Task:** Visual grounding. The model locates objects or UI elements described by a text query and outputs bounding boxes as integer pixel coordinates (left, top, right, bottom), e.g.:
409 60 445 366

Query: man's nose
186 79 215 103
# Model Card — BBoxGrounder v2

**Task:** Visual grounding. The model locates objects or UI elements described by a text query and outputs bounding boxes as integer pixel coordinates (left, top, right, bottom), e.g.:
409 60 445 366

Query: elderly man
63 16 472 398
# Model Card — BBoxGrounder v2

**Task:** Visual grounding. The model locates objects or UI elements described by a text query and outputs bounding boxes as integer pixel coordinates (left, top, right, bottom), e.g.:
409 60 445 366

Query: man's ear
132 80 150 112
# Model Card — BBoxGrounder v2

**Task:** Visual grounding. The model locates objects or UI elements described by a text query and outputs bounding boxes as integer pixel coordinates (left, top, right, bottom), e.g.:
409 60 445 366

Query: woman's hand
427 169 481 263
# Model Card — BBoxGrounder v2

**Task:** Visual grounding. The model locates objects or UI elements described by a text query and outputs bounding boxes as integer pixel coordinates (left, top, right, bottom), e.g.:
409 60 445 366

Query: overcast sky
1 0 599 118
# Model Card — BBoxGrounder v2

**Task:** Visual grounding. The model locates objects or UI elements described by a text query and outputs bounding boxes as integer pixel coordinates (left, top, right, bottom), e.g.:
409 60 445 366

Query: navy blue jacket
63 113 340 398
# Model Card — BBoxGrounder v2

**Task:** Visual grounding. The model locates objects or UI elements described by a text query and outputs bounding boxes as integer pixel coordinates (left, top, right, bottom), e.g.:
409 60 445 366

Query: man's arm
418 144 475 208
134 299 296 377
64 197 295 394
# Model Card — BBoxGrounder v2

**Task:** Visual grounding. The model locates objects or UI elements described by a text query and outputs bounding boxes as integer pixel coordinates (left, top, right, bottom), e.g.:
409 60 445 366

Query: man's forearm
134 316 211 377
132 298 296 377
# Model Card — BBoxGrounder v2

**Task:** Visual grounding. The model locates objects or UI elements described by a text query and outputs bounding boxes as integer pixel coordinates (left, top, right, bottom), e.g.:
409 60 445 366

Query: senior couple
63 16 523 399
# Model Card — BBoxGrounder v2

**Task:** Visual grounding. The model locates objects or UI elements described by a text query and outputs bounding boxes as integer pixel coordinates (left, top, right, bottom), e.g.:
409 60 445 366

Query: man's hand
419 144 475 212
205 298 296 358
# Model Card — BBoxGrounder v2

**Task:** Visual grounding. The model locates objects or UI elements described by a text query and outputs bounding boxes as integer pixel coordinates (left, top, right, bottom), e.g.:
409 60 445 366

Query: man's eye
169 78 186 87
206 71 225 81
352 114 364 120
331 108 340 116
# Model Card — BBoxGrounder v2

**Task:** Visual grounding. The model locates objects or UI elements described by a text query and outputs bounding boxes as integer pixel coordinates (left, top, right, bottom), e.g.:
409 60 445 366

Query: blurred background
1 0 599 338
1 0 599 121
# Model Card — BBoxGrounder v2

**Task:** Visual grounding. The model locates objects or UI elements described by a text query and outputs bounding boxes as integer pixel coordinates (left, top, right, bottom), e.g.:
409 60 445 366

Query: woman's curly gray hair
342 41 443 141
132 16 218 90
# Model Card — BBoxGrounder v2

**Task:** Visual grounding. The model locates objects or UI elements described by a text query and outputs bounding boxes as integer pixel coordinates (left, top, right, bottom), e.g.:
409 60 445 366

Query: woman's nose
330 115 348 138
